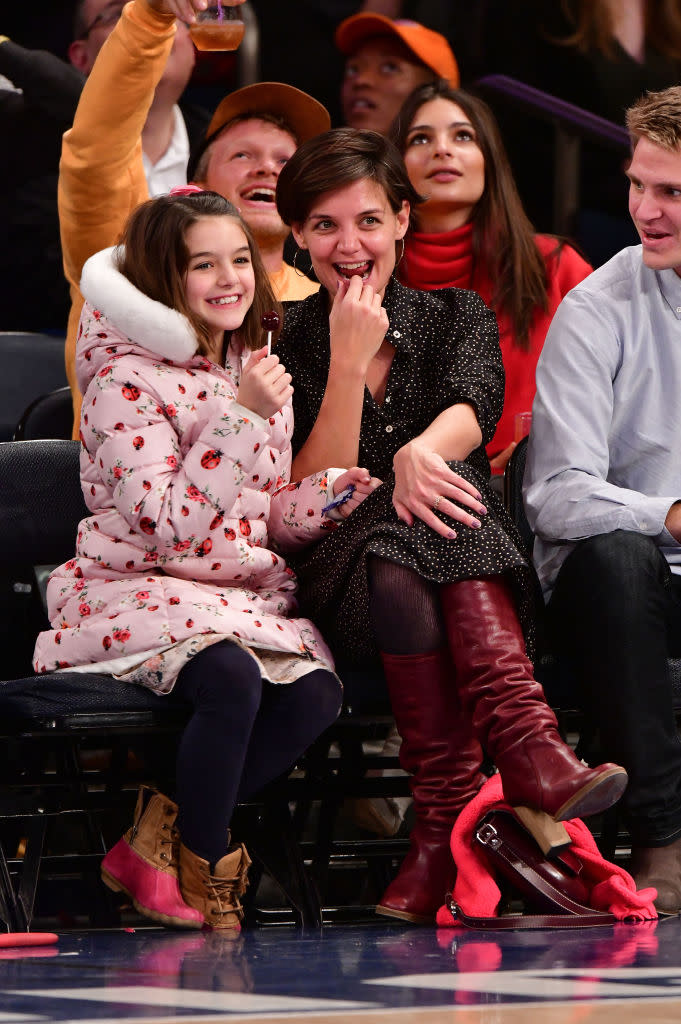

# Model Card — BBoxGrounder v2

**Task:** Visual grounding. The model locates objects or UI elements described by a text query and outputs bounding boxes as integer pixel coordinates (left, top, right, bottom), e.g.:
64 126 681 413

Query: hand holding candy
261 310 280 356
238 346 292 419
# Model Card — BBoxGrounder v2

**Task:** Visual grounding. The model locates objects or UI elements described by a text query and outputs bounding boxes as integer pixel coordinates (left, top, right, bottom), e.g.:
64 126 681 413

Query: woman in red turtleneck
391 81 591 475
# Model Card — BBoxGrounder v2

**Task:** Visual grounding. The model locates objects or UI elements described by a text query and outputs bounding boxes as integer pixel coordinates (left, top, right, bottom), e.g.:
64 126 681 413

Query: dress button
385 424 394 433
385 396 391 403
677 307 681 314
393 330 401 338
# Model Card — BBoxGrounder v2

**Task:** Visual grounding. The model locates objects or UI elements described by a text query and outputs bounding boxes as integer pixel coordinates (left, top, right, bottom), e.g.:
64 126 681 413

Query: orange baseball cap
188 82 331 181
335 13 459 85
205 82 331 147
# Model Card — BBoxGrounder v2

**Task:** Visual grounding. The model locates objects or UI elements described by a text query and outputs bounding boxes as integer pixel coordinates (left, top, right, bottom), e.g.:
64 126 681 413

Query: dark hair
276 127 422 227
391 81 551 350
116 191 281 355
72 0 88 38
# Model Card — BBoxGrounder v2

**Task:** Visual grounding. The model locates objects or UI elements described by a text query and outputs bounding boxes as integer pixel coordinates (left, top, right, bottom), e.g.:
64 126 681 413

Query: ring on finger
433 495 442 512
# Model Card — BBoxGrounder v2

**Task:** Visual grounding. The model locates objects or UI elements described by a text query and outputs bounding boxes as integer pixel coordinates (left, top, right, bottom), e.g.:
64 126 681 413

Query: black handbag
445 807 618 930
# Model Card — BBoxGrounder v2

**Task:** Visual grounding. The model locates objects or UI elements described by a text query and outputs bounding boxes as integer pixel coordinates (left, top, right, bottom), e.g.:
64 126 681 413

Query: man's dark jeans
547 530 681 847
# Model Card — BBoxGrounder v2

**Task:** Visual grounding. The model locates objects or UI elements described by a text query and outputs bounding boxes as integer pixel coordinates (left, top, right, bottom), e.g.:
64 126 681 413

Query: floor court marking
7 989 377 1014
366 966 681 999
20 1000 681 1024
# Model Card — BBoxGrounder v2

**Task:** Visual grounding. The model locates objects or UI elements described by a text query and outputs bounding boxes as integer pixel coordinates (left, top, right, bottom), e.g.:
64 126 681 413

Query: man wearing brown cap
60 0 329 430
336 12 458 135
189 83 328 301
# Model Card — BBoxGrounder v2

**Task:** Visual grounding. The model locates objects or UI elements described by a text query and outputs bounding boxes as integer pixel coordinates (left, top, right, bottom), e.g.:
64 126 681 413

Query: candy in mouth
335 260 372 279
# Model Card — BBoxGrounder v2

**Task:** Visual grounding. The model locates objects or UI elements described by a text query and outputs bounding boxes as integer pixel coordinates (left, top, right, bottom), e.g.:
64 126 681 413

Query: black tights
368 555 444 655
173 640 342 864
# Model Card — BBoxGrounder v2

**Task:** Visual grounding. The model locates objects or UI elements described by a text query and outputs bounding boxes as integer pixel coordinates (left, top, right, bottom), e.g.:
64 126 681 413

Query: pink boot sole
101 838 203 929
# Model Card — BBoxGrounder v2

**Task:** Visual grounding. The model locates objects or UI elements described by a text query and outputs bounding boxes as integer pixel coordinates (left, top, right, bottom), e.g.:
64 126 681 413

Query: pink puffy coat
33 247 338 689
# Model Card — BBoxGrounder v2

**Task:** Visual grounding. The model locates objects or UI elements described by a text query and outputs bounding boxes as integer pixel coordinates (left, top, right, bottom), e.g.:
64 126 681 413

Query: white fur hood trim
80 246 198 363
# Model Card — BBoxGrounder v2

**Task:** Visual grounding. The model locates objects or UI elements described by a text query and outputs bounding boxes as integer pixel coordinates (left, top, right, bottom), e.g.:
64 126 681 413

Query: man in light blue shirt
525 85 681 914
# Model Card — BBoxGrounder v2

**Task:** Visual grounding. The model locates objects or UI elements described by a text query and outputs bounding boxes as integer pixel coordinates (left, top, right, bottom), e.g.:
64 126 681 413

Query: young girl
33 188 377 930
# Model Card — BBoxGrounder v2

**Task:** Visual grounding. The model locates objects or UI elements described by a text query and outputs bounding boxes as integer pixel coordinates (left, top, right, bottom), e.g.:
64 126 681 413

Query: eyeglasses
78 2 126 39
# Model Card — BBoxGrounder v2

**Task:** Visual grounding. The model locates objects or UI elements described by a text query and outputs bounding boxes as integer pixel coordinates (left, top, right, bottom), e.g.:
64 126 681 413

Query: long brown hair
391 81 551 350
555 0 681 61
117 190 281 355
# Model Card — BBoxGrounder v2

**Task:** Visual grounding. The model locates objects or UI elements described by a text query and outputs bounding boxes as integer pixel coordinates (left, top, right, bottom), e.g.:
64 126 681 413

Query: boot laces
159 822 181 869
205 857 249 919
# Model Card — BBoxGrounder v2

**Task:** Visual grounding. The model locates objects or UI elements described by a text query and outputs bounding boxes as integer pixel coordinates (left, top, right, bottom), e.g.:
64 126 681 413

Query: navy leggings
173 640 342 864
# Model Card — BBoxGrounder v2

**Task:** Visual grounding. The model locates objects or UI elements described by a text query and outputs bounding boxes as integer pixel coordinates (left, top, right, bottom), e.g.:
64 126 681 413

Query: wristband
322 484 355 515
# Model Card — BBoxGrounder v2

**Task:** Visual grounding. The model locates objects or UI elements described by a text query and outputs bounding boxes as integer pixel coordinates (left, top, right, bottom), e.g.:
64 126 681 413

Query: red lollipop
261 310 280 354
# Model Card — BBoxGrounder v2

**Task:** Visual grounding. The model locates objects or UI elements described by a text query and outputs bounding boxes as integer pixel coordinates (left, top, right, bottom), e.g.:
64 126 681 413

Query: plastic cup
514 411 533 444
189 3 244 51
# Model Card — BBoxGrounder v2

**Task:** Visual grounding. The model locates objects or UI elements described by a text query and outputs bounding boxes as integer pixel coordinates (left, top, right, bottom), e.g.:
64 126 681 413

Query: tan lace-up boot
178 841 252 930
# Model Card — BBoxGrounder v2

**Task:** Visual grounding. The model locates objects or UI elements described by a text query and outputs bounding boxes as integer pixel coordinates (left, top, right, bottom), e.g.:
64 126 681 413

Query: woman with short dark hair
275 127 625 925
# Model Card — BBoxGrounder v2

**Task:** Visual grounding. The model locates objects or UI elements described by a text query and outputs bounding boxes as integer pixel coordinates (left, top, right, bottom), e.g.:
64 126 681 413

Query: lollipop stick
267 331 273 356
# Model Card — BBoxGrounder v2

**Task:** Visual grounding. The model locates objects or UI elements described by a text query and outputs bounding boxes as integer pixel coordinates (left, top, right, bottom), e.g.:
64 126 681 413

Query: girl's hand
328 275 389 375
147 0 247 21
332 466 382 519
237 346 293 420
392 440 488 540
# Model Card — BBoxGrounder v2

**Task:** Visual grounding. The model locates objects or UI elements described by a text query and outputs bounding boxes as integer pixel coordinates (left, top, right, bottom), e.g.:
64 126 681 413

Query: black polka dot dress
275 278 538 667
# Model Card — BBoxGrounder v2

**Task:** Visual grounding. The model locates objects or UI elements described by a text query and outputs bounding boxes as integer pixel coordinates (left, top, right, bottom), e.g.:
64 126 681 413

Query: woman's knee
367 555 444 652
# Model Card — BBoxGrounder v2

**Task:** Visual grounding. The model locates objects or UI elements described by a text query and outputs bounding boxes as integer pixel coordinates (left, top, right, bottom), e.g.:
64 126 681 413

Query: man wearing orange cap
60 0 329 432
336 12 458 135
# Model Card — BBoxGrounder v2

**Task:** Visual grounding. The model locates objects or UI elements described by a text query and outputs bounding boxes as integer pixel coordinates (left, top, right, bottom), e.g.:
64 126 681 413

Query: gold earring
292 248 307 278
396 237 405 265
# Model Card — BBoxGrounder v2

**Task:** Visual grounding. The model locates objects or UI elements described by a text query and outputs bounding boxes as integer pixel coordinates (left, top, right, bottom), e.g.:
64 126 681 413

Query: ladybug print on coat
33 252 342 692
122 383 141 401
201 449 222 470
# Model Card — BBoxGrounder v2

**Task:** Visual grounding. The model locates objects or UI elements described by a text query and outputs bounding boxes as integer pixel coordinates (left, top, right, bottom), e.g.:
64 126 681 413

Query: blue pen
322 484 355 515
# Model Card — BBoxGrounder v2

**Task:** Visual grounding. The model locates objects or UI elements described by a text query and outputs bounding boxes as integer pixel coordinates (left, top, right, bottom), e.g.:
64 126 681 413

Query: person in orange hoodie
59 0 330 434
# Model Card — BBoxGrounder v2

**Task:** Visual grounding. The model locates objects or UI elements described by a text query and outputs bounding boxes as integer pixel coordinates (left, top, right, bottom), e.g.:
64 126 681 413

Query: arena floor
1 916 680 1024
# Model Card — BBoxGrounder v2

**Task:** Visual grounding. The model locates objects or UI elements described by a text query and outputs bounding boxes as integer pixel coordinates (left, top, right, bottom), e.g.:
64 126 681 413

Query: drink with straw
190 2 245 51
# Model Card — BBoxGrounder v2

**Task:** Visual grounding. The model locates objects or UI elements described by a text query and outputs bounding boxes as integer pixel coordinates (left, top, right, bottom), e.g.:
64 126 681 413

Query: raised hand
328 275 389 376
237 346 293 420
392 439 488 540
147 0 246 21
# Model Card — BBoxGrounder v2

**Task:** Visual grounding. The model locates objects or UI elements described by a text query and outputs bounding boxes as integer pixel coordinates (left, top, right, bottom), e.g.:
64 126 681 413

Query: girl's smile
184 216 256 348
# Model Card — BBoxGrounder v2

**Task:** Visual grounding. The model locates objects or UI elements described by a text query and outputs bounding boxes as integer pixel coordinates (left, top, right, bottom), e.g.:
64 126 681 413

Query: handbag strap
445 895 617 930
476 819 610 918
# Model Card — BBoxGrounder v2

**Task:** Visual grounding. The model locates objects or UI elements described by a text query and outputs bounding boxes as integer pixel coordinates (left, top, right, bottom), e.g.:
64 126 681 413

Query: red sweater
400 223 592 469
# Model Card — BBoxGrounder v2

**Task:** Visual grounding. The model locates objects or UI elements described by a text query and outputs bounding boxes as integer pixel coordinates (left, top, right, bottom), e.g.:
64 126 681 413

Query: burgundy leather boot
375 648 487 924
441 577 627 852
